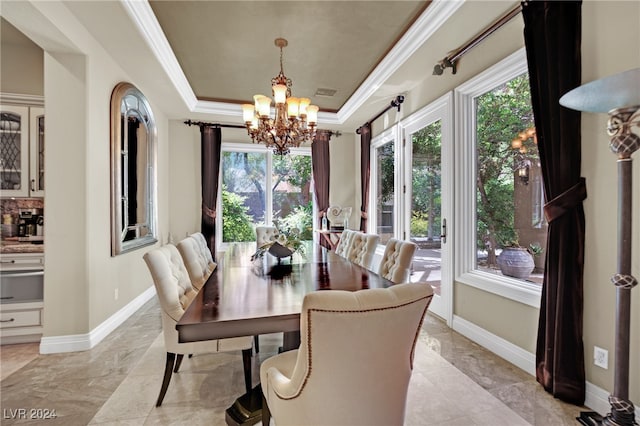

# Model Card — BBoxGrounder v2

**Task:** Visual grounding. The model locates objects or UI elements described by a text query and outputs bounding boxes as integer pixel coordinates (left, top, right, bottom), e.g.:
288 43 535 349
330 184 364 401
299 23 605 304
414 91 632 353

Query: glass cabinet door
0 105 29 197
29 107 45 196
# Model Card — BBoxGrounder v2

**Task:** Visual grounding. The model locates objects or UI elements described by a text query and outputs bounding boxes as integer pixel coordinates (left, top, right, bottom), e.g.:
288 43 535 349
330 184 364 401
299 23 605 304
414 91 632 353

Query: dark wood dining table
176 242 395 425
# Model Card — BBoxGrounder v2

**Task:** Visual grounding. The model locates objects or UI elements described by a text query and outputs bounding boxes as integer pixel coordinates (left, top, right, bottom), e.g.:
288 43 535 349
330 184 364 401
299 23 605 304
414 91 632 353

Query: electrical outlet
594 346 608 369
114 288 119 301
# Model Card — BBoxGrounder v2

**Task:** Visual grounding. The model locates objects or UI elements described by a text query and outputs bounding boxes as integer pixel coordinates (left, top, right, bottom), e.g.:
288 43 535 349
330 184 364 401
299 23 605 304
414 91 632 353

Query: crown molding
122 0 198 110
0 92 44 107
336 0 465 123
124 0 464 124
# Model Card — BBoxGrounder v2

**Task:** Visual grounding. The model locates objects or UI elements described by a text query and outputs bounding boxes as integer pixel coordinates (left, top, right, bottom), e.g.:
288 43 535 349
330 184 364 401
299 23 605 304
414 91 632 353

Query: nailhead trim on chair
271 294 434 401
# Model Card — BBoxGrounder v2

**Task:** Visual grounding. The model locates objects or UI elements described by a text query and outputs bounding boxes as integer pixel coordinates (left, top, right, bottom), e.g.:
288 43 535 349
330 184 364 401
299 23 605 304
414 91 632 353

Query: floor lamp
560 67 639 426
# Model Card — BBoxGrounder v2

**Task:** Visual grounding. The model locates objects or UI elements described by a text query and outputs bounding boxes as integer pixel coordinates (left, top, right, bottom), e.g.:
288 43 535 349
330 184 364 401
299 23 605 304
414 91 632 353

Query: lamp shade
559 68 640 113
287 97 300 117
306 105 319 124
257 97 272 117
299 98 311 116
242 104 255 123
273 84 287 104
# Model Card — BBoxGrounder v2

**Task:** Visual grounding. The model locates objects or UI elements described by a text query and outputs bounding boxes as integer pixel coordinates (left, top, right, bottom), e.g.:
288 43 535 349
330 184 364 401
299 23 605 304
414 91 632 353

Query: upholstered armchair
143 244 253 406
176 232 216 290
334 229 357 257
260 282 434 426
379 238 417 284
346 232 380 269
256 225 278 248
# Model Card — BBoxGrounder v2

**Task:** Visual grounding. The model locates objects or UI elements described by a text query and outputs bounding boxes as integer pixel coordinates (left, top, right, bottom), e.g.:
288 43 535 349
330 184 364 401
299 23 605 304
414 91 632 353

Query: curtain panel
522 0 586 405
359 124 372 232
200 126 222 261
312 131 331 249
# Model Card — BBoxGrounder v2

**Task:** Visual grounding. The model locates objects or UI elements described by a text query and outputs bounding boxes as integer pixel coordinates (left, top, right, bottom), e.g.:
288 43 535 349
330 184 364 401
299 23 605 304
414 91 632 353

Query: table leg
225 332 300 425
282 330 300 351
225 384 263 426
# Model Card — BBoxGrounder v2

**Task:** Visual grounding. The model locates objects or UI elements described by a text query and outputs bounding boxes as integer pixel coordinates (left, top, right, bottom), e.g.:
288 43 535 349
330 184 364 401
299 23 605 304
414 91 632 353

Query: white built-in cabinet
0 104 45 197
0 253 44 344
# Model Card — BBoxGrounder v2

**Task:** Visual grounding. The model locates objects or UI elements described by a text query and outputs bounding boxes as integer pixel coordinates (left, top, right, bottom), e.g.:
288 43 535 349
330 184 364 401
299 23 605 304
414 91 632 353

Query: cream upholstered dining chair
256 225 278 248
176 232 216 290
178 233 262 353
345 232 380 269
379 238 418 284
260 282 434 426
143 244 253 406
334 229 357 257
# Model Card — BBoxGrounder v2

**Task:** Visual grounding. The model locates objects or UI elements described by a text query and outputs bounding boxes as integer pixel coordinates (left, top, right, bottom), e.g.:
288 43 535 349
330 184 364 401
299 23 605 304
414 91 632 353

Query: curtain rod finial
433 58 457 76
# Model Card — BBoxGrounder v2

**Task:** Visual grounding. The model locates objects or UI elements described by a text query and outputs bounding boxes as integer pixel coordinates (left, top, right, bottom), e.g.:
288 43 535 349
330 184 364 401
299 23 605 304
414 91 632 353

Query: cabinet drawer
0 309 41 328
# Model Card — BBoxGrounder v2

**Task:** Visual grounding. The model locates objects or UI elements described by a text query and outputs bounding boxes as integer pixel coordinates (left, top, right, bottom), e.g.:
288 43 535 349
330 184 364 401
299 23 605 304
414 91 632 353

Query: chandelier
242 38 319 155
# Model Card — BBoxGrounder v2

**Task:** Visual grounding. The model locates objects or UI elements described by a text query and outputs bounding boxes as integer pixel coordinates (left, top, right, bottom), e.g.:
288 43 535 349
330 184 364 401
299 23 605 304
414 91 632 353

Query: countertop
1 240 44 254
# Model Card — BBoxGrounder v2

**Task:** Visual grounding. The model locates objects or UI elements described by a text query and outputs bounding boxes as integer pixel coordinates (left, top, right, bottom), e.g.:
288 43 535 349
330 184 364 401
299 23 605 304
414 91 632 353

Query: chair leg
242 348 252 394
262 393 271 426
173 354 184 373
156 352 176 407
254 335 260 354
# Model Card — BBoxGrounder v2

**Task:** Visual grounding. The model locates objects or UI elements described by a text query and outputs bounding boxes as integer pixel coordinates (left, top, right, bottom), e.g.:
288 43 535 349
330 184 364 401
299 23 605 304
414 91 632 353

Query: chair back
143 244 198 353
378 238 417 283
176 232 217 290
256 226 278 248
334 229 357 257
346 232 379 269
262 282 433 426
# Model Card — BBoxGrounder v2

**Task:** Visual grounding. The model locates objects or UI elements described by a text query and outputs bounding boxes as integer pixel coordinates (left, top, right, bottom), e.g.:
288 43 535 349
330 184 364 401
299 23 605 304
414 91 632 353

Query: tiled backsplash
0 198 44 218
1 198 44 224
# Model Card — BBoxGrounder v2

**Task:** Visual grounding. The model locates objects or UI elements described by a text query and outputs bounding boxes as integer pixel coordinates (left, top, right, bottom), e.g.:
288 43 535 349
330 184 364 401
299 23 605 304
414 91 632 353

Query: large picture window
219 144 313 247
455 48 544 307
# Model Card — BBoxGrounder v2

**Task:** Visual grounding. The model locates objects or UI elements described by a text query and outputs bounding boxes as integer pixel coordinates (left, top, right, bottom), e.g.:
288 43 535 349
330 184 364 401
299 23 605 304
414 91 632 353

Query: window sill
456 270 542 308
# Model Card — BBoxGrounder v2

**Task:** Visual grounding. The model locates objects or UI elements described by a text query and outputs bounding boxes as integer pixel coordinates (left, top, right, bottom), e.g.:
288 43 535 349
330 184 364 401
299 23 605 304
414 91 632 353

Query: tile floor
1 298 586 425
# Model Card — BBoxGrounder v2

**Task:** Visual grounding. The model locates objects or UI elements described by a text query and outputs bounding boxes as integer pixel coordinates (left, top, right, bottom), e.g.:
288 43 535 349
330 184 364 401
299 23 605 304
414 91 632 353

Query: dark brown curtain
200 125 222 261
522 0 586 405
312 130 331 249
359 124 372 232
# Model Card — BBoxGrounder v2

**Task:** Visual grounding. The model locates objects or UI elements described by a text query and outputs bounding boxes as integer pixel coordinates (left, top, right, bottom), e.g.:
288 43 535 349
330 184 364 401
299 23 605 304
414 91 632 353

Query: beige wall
579 1 640 401
3 0 638 407
329 132 358 227
0 19 44 96
2 1 169 336
167 122 201 240
363 0 640 405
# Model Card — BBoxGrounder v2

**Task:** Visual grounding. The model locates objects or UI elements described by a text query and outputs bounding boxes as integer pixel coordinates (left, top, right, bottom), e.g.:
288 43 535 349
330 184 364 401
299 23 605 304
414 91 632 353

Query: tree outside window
475 73 547 278
221 150 313 243
411 121 442 244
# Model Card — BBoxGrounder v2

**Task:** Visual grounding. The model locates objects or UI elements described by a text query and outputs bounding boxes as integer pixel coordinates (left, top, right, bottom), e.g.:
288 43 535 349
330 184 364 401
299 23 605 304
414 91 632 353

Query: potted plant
527 242 545 271
496 239 535 279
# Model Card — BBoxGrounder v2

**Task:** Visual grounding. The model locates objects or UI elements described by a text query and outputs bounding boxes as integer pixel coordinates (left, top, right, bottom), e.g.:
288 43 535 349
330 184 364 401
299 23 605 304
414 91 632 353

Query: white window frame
453 48 542 308
217 142 312 251
399 92 454 323
369 126 403 242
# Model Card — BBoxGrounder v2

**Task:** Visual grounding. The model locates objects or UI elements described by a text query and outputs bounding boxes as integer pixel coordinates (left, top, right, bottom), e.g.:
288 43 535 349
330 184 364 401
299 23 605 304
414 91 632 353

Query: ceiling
148 1 430 113
2 1 524 133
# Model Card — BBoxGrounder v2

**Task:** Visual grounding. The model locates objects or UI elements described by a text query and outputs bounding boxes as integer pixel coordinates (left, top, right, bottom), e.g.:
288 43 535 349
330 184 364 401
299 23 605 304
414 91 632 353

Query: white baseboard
451 315 640 419
584 382 640 421
452 315 536 375
39 286 156 354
